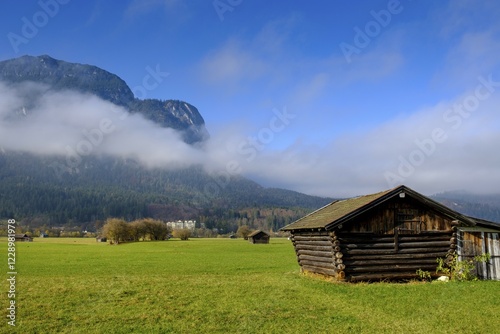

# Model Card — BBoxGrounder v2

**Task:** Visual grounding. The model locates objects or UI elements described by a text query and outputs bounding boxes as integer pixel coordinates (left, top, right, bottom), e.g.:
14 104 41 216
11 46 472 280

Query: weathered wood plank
338 237 394 244
343 247 449 255
298 255 333 263
293 235 332 242
339 235 451 245
342 243 395 249
294 240 333 247
399 235 451 242
342 252 447 261
343 258 438 266
398 241 451 248
299 259 336 269
293 231 330 237
346 264 437 273
301 265 337 277
337 233 377 237
295 245 333 252
339 231 451 239
296 249 333 257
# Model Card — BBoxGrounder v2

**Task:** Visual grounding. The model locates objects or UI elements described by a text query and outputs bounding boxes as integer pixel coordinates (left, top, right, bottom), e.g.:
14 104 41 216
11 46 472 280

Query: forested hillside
1 55 498 235
432 192 500 223
0 152 331 233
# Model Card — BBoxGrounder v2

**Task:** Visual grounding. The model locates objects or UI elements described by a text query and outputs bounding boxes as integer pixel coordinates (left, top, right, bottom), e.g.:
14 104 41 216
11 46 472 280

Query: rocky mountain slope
0 55 497 231
0 55 208 143
0 55 332 231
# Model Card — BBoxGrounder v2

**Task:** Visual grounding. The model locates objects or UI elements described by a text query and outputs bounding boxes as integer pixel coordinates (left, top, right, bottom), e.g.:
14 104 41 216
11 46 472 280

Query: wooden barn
248 230 270 244
15 234 33 242
281 185 500 282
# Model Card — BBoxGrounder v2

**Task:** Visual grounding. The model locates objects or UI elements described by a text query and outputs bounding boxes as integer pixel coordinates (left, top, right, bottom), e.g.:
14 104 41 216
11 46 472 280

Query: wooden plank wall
339 231 454 282
458 231 500 280
344 198 453 234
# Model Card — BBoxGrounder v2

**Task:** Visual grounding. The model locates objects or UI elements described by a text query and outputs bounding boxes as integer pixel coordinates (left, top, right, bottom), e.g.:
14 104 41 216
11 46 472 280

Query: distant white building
166 220 196 230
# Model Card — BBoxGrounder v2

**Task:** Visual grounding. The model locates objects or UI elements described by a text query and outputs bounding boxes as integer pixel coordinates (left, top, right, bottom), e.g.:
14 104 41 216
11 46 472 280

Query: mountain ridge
0 54 498 232
0 54 208 143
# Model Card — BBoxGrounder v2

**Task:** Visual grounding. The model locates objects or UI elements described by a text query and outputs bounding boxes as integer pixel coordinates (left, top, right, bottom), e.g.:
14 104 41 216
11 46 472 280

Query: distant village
165 220 198 230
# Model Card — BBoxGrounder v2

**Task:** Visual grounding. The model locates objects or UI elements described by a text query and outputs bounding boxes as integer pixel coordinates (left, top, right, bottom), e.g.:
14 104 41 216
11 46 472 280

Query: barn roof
281 185 493 231
248 230 269 237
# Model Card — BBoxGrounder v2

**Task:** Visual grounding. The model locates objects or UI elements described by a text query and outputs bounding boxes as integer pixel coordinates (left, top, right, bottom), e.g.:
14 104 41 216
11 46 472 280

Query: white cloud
0 82 203 169
199 40 267 86
438 0 500 38
198 14 301 90
226 86 500 197
2 70 499 198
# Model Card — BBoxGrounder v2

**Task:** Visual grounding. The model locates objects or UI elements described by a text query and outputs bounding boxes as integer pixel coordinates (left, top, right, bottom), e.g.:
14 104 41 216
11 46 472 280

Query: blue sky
1 0 500 197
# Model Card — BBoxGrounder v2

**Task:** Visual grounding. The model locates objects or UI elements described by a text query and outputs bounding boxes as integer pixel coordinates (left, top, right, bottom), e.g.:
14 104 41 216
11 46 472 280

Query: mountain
0 55 208 143
1 55 497 233
0 54 332 232
431 191 500 223
0 152 332 232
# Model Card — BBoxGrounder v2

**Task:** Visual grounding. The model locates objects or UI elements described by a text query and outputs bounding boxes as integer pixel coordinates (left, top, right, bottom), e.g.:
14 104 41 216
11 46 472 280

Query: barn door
395 209 421 234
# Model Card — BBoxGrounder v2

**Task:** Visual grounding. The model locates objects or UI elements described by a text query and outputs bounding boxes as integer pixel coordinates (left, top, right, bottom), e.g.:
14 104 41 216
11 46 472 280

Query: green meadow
1 237 499 334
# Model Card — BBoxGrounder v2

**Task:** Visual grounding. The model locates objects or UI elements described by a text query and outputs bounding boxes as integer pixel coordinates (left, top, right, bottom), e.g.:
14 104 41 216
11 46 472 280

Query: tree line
102 218 173 244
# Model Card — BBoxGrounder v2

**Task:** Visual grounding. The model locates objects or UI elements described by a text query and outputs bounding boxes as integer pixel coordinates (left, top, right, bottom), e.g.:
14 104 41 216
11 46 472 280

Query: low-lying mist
1 81 499 197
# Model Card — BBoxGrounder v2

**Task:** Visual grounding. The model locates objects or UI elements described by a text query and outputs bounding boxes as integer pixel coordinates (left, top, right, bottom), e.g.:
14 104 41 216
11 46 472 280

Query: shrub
416 269 431 282
436 253 491 281
173 228 191 240
102 218 130 244
236 225 251 240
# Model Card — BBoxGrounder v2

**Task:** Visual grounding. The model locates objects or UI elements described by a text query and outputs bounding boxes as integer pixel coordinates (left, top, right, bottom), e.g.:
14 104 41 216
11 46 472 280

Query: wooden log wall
291 231 342 279
339 230 455 282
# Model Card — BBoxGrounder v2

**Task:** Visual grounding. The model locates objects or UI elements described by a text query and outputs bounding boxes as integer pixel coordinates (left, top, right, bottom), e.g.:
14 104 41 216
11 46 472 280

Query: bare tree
236 225 252 240
102 218 130 244
173 228 191 240
129 220 147 241
141 219 170 241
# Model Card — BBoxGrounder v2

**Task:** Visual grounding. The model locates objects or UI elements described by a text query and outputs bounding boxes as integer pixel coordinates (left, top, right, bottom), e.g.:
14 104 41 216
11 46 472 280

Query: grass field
1 237 500 333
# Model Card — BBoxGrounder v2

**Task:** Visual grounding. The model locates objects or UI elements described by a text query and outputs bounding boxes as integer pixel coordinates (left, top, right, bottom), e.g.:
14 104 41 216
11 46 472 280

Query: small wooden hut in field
281 185 500 282
248 230 270 244
15 234 33 242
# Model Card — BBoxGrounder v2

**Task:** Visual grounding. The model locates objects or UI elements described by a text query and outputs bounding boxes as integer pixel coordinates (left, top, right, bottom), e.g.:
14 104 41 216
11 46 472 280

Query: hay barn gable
281 185 500 282
248 230 270 244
